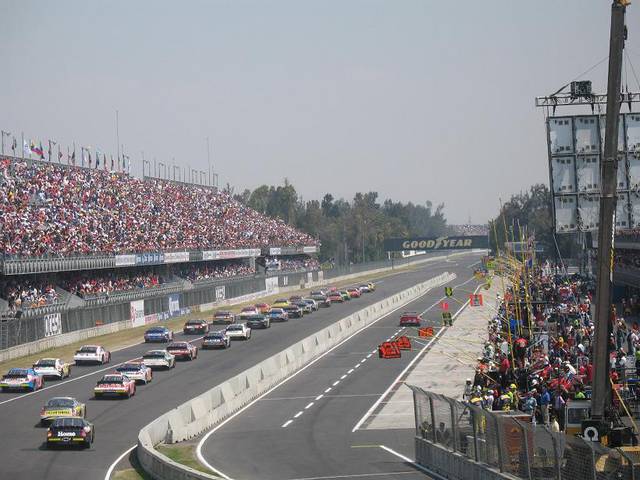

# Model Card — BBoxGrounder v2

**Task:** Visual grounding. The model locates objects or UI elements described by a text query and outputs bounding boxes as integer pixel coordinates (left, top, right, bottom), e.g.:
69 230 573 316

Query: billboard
130 300 145 327
44 313 62 337
383 235 488 252
547 113 640 233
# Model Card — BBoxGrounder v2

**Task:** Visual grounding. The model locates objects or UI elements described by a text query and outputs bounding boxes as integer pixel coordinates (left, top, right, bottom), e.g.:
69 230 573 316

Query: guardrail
136 272 456 480
409 386 639 480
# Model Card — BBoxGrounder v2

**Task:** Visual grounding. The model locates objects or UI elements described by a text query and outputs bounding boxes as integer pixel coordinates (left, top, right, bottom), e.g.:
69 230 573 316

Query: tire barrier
418 326 434 337
136 272 456 480
394 335 412 350
378 341 402 359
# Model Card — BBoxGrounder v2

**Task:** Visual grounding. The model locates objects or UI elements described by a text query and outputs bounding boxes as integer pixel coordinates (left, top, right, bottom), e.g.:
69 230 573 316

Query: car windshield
270 309 283 314
215 311 230 316
52 417 85 428
98 375 123 384
147 328 166 333
46 398 75 408
206 333 224 339
186 321 202 325
275 299 287 303
143 352 165 358
227 325 242 331
241 307 255 312
79 346 98 353
35 359 57 367
167 344 187 349
5 369 28 378
117 364 140 371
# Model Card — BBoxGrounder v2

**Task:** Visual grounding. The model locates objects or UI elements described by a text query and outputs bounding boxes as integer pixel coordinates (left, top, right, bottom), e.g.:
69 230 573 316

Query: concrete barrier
0 251 467 363
136 271 456 480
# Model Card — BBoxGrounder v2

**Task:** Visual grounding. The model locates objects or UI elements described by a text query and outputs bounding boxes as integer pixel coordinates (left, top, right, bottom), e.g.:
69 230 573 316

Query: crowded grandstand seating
178 261 255 282
264 256 320 272
615 249 640 271
0 158 319 257
62 270 167 298
1 278 59 310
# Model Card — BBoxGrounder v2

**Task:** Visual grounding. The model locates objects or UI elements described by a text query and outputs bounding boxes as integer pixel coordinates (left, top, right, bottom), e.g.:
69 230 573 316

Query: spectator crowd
463 259 630 432
264 256 320 272
63 270 165 298
179 261 255 282
0 158 319 257
1 278 59 311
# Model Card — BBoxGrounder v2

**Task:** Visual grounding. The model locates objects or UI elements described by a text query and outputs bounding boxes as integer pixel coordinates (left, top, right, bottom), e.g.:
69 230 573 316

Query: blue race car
144 326 174 343
0 368 44 392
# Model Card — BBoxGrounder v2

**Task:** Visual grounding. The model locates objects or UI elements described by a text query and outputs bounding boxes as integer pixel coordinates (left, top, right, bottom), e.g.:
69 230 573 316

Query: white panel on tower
554 195 578 233
630 191 640 228
551 156 576 193
548 117 574 155
578 194 599 232
626 113 640 153
629 153 640 190
576 155 600 192
574 116 600 154
616 192 630 229
600 114 626 153
617 154 628 190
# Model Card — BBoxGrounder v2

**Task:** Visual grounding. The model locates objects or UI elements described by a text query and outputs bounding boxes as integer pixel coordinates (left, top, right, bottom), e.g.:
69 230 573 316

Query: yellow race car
40 397 86 426
271 298 290 308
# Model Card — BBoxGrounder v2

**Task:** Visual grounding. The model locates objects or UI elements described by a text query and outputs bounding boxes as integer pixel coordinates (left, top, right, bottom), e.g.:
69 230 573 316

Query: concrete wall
136 272 457 480
415 437 519 480
1 251 464 363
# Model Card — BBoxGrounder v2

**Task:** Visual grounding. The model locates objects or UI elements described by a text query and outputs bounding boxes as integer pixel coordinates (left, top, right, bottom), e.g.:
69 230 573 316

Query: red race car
166 341 198 361
94 373 136 399
399 312 422 327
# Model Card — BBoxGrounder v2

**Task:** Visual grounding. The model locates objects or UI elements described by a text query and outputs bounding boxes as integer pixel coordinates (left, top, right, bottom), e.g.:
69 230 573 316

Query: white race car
225 323 251 340
73 345 111 365
116 362 153 384
142 350 176 370
33 358 71 379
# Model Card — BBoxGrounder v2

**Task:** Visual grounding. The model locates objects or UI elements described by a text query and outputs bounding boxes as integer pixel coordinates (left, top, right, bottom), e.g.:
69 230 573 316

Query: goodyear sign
383 235 488 252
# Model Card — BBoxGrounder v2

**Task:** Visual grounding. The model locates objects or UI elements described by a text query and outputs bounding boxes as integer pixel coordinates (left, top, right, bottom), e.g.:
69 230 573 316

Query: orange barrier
378 341 401 359
395 335 411 350
418 326 434 337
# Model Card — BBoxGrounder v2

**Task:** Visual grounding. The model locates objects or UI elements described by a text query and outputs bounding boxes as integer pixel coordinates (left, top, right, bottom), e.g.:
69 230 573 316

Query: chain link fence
409 385 638 480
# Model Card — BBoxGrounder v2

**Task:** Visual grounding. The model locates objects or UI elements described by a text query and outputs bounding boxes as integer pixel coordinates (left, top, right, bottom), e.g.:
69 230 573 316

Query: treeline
489 183 576 258
229 180 449 264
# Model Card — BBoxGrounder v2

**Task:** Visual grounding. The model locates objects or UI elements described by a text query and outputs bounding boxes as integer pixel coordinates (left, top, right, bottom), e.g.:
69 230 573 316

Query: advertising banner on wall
265 276 279 294
135 252 164 266
130 300 145 327
44 313 62 337
383 235 488 252
202 249 261 261
215 286 226 301
168 294 180 315
115 254 136 266
164 252 190 264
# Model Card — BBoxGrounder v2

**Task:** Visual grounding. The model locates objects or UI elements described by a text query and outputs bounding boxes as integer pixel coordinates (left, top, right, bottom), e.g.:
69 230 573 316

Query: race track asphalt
199 255 483 480
0 254 480 480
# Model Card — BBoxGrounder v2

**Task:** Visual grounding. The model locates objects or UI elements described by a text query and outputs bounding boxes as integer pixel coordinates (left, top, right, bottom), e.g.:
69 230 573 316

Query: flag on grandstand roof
110 155 114 170
30 141 44 159
104 153 107 170
11 137 16 153
71 149 76 165
95 150 100 168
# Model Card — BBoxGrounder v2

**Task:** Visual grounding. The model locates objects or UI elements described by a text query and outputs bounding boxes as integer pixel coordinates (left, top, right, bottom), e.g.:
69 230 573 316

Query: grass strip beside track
0 263 428 371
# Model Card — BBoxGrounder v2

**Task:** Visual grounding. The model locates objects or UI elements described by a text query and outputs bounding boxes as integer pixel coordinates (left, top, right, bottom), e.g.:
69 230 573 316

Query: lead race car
40 397 86 426
33 358 71 379
94 373 136 398
116 362 153 384
0 368 44 392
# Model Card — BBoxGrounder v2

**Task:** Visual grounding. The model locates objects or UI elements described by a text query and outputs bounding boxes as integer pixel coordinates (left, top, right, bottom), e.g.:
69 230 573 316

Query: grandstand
0 155 320 349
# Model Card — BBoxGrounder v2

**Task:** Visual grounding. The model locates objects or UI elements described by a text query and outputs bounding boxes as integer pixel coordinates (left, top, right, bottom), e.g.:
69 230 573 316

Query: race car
239 306 260 319
46 417 94 449
367 282 376 291
0 368 44 392
116 362 153 384
166 341 198 360
328 292 344 303
301 298 319 311
213 310 235 324
399 312 422 327
294 300 313 314
289 295 302 302
339 291 352 301
267 308 289 322
358 284 371 293
202 331 231 349
283 304 304 318
346 287 362 298
144 326 174 343
311 294 331 308
40 397 86 426
94 373 136 398
245 314 271 329
271 298 290 308
255 303 270 314
33 358 71 380
183 319 209 335
225 323 252 340
74 345 111 365
142 350 176 369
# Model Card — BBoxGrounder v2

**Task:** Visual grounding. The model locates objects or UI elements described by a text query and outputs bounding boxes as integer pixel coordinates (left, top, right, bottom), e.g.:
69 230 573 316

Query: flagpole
116 110 120 162
21 132 24 159
207 136 211 186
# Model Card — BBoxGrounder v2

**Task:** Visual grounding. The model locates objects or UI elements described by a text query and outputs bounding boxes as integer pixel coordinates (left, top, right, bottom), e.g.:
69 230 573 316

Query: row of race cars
0 281 376 449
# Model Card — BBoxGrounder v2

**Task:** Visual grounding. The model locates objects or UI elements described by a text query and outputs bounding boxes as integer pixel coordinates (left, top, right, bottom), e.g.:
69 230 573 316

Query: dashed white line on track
282 420 293 428
305 402 314 409
294 411 304 418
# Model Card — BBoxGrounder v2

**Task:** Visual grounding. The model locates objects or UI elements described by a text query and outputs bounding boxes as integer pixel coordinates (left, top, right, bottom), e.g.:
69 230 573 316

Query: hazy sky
2 1 640 224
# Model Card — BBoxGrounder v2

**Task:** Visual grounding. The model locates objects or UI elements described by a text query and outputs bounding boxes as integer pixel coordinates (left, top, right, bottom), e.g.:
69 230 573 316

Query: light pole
362 218 366 263
142 159 150 177
173 164 180 181
1 130 10 155
159 162 166 179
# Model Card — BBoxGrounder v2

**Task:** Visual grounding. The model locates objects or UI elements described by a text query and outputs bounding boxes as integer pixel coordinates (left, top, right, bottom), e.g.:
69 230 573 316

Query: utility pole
591 0 628 425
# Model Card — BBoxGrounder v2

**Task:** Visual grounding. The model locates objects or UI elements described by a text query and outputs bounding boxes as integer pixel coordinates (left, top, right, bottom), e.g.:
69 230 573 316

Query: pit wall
136 272 457 480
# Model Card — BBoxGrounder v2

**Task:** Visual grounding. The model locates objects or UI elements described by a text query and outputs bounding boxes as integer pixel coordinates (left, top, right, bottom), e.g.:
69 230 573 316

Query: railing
80 282 186 307
1 253 116 275
409 386 639 480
